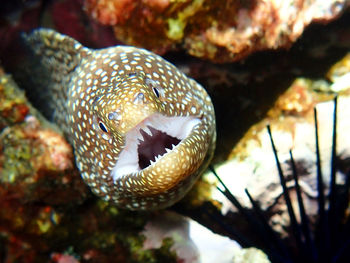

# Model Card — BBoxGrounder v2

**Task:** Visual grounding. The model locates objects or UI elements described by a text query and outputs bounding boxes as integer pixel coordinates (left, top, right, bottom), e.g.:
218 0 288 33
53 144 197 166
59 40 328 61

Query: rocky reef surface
0 67 266 262
206 56 350 231
1 0 349 63
84 0 349 62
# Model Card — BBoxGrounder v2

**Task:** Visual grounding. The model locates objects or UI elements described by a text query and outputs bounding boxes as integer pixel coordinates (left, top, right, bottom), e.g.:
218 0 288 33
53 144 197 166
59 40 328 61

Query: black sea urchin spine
210 97 350 263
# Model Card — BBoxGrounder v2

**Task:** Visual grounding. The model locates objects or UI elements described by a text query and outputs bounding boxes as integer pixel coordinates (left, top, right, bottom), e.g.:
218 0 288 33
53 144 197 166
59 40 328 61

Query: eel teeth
142 126 153 136
165 148 172 153
154 155 160 162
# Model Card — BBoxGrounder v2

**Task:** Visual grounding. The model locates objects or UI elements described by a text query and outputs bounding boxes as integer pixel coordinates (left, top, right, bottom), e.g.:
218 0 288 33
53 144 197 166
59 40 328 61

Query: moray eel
24 29 216 210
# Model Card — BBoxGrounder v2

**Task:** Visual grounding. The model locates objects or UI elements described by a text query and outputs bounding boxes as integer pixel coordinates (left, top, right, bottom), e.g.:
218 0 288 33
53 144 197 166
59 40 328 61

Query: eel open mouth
138 126 181 169
112 113 200 181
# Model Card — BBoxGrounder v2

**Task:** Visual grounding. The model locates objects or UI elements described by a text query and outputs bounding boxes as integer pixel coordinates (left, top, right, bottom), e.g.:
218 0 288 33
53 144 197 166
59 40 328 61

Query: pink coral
51 253 80 263
84 0 136 25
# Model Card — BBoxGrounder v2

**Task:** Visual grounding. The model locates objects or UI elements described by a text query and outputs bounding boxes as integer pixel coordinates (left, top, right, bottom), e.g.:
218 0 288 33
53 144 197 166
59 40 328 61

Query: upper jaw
111 113 201 181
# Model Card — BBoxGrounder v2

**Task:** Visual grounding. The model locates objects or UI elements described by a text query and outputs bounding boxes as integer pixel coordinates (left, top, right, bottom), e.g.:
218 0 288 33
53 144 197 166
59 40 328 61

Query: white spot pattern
28 29 216 210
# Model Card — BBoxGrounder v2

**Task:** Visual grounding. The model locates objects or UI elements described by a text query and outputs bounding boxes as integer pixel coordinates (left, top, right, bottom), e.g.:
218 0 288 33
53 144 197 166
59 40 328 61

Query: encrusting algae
24 29 216 210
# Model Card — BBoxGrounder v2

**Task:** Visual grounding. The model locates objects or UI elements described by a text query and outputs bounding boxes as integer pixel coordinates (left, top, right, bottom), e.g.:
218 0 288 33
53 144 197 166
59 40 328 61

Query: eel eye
153 87 160 98
146 78 163 98
99 122 108 133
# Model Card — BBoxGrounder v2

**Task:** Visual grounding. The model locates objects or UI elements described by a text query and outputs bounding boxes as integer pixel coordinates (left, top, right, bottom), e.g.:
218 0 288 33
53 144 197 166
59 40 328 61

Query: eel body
25 29 216 210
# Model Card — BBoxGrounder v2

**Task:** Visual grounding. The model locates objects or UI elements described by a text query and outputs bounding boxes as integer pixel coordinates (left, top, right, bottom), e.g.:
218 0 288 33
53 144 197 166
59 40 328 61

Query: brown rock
84 0 349 62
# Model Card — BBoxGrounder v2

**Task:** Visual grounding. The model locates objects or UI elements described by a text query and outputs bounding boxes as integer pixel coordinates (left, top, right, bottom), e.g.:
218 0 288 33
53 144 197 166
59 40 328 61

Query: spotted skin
25 29 216 210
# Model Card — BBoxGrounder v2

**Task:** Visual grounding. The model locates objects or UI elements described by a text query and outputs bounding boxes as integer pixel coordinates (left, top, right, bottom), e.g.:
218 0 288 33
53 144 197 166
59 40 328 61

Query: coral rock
84 0 349 62
0 69 185 262
206 54 350 240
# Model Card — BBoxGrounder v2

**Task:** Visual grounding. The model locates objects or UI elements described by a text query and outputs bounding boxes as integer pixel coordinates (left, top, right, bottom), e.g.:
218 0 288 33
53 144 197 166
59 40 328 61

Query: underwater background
0 0 350 262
